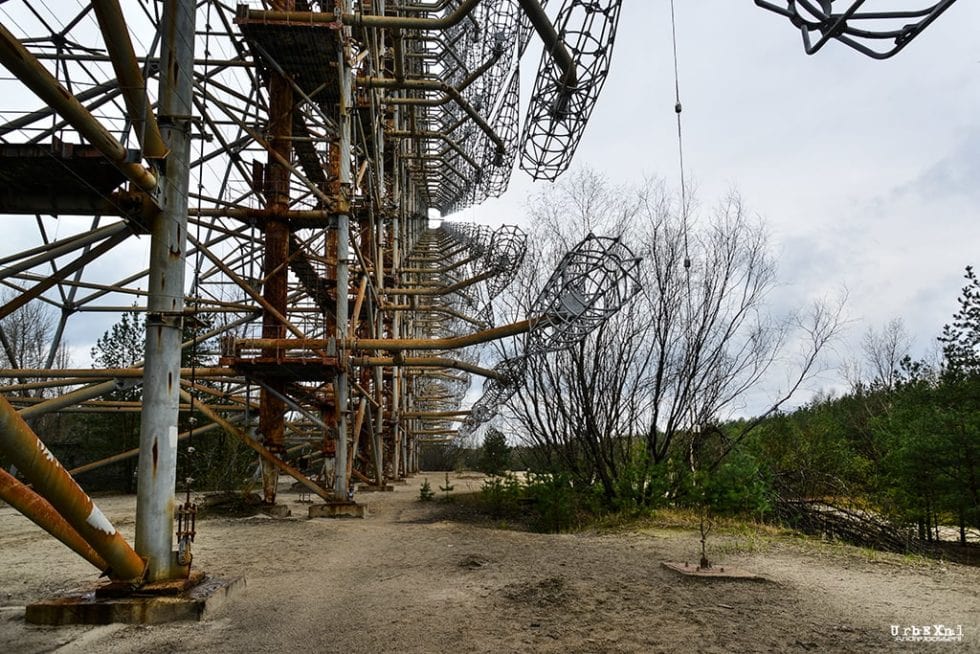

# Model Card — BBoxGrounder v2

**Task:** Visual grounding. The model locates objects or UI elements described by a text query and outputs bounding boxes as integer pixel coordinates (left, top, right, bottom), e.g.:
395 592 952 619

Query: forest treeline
423 263 978 553
746 267 979 545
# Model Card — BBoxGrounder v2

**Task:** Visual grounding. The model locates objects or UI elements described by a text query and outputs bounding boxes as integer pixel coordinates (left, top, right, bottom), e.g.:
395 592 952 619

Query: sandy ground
1 472 978 654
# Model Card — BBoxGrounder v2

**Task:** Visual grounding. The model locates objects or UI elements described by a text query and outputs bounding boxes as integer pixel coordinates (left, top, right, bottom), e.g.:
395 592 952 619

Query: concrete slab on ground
358 484 394 493
309 501 366 518
25 576 245 625
661 561 768 582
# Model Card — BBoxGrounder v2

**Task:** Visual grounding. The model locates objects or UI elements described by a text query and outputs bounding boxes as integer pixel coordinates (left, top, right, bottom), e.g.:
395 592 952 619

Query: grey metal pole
135 0 195 582
334 1 352 500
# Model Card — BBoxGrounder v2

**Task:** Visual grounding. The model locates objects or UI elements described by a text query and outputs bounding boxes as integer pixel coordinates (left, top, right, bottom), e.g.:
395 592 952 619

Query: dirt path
1 473 977 653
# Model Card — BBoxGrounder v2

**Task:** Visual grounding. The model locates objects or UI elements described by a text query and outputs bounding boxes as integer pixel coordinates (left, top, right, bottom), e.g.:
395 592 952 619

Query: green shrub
525 472 578 532
481 472 522 517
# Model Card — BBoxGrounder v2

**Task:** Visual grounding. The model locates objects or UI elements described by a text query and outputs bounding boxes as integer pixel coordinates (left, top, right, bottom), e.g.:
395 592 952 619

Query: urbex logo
891 624 964 643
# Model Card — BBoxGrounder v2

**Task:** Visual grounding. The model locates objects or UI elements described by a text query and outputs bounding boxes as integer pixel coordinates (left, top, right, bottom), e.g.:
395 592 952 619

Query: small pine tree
439 472 454 502
419 477 435 502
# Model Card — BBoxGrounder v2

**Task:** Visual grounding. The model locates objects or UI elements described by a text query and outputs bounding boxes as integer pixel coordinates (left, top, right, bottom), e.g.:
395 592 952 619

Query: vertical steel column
259 0 295 504
334 0 353 499
372 0 387 487
135 0 195 582
389 110 404 480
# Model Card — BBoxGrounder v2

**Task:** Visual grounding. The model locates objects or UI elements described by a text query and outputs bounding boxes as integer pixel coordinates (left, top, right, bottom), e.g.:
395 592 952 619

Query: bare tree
502 172 844 505
511 302 655 499
860 318 912 391
0 292 68 397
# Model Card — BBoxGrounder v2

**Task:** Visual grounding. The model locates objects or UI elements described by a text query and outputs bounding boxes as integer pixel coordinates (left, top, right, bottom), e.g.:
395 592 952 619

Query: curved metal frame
754 0 960 59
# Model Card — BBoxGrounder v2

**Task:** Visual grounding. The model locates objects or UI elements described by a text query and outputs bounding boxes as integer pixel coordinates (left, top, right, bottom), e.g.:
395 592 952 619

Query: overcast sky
453 0 980 409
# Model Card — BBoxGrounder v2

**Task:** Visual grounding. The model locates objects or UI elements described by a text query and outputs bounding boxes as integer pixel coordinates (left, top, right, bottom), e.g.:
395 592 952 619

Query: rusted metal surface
243 0 481 31
0 468 108 571
0 23 158 194
258 0 295 505
91 0 168 159
0 395 145 581
67 421 226 478
236 319 535 353
0 143 128 215
133 0 195 583
179 389 334 502
0 0 644 577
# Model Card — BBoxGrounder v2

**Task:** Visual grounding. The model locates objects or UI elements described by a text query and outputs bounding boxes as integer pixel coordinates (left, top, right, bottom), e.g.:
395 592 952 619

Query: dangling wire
184 0 216 496
668 0 690 270
669 0 700 435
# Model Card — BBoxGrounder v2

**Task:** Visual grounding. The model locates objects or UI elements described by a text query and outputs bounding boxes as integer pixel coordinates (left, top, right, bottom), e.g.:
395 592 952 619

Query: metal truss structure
459 234 641 437
521 0 622 180
754 0 960 59
0 0 958 593
525 234 640 355
0 0 631 588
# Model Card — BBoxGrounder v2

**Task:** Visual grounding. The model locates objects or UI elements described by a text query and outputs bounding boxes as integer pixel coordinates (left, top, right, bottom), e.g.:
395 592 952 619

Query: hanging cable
668 0 689 270
185 0 217 484
177 1 217 567
668 0 701 436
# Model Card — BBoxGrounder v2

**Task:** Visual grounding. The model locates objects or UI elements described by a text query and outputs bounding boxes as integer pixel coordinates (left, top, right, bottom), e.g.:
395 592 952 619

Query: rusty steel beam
257 0 296 505
333 0 354 500
242 0 577 87
0 395 145 581
238 318 534 352
363 77 505 154
68 421 227 478
384 304 488 329
11 399 245 414
132 0 196 583
383 46 504 108
243 0 481 31
384 267 498 295
17 379 137 420
353 356 505 381
517 0 578 86
403 410 470 419
398 252 481 274
91 0 168 159
190 207 333 223
0 367 234 379
0 468 107 571
0 23 158 195
187 232 312 344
